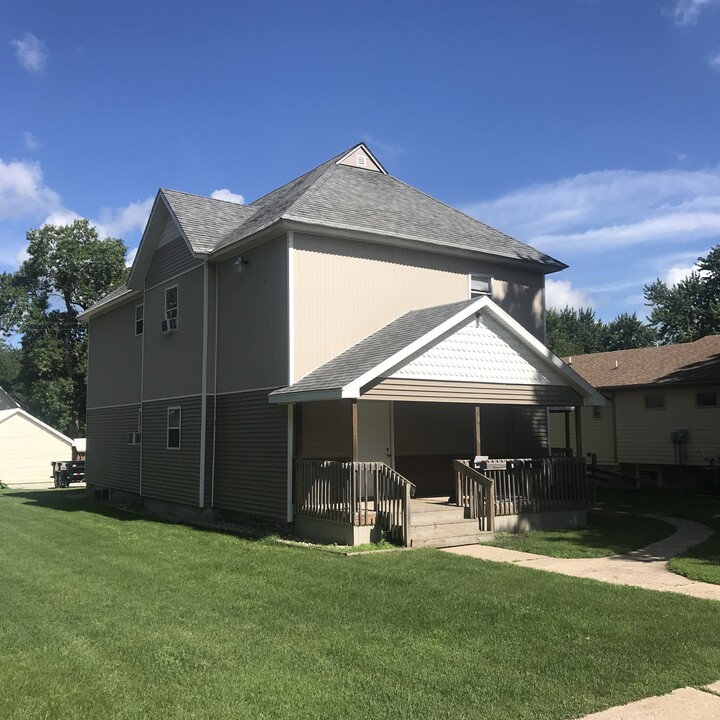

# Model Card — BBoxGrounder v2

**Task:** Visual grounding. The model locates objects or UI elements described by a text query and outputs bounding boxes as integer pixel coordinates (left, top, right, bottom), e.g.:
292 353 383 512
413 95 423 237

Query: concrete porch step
412 532 494 549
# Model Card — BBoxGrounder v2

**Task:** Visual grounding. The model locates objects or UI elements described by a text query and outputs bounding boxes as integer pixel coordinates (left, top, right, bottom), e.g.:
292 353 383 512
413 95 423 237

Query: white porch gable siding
388 314 564 386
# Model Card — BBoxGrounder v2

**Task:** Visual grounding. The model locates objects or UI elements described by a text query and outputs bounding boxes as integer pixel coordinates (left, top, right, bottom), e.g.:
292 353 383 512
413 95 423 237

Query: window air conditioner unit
161 318 178 334
128 432 141 445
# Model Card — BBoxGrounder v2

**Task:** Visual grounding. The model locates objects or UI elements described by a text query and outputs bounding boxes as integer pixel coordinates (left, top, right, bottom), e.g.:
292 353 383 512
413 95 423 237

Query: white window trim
167 406 182 450
135 303 144 336
469 273 493 298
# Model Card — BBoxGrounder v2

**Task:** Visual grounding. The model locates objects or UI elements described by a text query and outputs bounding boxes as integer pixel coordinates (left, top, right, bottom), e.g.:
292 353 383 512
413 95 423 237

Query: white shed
0 408 74 489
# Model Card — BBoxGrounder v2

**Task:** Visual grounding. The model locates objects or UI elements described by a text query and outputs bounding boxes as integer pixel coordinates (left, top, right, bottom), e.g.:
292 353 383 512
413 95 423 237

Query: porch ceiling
269 297 605 407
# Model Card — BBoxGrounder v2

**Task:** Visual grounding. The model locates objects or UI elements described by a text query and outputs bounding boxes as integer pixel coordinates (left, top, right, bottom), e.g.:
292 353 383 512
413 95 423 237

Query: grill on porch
294 457 588 548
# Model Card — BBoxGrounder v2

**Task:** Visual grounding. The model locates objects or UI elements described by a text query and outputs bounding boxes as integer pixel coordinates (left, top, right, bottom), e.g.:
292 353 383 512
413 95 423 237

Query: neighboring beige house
80 143 603 545
549 336 720 486
0 389 74 489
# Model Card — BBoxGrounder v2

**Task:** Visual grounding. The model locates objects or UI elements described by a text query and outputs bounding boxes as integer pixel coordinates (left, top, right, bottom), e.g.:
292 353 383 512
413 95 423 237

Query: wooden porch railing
453 460 495 531
295 460 416 546
482 457 587 516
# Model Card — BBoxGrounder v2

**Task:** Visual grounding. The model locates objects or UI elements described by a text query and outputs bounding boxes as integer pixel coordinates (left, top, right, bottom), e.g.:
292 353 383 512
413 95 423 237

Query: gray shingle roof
0 386 20 411
79 284 138 317
161 189 256 254
270 299 478 398
159 144 565 270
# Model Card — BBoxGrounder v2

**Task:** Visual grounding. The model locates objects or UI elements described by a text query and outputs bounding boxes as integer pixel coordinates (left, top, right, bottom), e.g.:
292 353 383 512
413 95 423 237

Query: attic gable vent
357 154 366 167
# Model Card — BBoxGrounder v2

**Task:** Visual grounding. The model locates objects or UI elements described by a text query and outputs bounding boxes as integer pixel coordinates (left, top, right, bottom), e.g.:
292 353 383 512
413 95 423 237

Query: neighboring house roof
0 386 20 411
270 297 604 406
0 408 74 445
563 335 720 389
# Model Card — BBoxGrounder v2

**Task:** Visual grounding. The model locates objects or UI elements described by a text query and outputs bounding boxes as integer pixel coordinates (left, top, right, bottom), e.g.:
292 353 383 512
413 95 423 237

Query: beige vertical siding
0 414 72 488
145 236 201 288
292 232 546 380
297 400 353 459
615 386 720 466
141 396 202 506
215 236 289 393
212 389 288 519
86 405 141 492
142 266 204 401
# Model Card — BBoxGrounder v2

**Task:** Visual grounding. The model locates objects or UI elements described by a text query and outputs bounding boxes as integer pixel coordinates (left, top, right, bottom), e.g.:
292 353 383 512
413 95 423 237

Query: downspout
199 261 209 508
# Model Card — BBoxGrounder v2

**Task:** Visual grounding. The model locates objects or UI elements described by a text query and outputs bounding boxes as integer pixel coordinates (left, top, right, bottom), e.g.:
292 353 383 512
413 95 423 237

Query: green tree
546 307 603 357
644 245 720 345
0 219 127 436
0 339 22 398
600 312 657 351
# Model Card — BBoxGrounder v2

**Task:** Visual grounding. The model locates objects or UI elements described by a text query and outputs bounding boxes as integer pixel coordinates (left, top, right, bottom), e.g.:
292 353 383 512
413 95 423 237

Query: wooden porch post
564 410 571 456
474 405 482 456
352 399 359 462
574 406 583 459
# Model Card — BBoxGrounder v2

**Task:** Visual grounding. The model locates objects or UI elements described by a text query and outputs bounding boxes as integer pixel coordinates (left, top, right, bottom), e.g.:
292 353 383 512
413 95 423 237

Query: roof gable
0 408 74 445
271 298 604 405
336 143 386 173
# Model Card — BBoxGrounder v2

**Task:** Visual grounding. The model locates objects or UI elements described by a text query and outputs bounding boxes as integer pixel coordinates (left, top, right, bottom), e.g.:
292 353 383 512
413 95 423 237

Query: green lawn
2 489 720 720
595 488 720 586
486 513 675 558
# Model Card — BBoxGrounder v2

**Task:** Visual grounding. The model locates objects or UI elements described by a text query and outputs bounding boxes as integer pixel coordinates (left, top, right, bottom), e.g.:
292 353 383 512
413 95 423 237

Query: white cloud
211 188 245 204
95 197 153 238
125 246 139 268
664 264 698 285
464 167 720 254
42 210 80 227
708 52 720 72
23 132 40 152
545 279 593 310
0 159 63 219
670 0 719 25
11 33 48 73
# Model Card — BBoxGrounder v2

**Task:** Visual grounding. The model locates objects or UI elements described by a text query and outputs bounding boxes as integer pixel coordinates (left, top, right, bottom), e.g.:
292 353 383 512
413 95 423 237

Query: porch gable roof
269 298 605 406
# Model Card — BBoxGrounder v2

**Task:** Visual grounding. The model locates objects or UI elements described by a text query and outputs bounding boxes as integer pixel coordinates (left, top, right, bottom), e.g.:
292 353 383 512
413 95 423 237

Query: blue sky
3 0 720 321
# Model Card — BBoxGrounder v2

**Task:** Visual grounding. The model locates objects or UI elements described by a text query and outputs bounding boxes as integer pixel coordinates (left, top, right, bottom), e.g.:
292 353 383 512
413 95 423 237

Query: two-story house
81 143 602 545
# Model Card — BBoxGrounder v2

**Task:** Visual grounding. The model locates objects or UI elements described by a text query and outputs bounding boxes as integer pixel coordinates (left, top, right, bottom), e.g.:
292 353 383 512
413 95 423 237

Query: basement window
696 391 718 408
644 394 665 410
470 274 492 298
135 304 144 336
167 407 181 450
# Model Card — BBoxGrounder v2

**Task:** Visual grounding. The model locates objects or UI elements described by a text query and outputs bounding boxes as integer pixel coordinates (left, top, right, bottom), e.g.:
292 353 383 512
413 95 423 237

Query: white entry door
357 400 394 466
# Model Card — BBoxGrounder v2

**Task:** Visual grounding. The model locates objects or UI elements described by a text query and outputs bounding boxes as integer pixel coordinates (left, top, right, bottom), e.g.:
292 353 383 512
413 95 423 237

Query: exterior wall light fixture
234 256 249 273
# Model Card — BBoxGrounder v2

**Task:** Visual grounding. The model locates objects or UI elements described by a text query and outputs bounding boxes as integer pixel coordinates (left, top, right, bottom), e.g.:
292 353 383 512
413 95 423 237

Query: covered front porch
271 296 603 546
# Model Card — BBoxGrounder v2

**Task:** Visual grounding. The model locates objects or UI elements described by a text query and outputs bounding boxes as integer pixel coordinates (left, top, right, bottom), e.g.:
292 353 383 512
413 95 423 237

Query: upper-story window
162 285 178 333
470 274 492 298
645 394 665 410
135 304 144 336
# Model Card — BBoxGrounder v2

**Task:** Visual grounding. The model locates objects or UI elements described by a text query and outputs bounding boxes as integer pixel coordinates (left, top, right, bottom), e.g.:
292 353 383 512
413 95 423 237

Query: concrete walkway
443 515 720 600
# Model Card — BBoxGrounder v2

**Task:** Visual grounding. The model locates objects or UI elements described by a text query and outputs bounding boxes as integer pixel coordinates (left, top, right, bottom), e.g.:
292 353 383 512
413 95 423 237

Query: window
696 391 718 408
470 274 492 298
592 406 602 420
167 407 181 449
135 304 144 336
163 285 178 332
645 394 665 410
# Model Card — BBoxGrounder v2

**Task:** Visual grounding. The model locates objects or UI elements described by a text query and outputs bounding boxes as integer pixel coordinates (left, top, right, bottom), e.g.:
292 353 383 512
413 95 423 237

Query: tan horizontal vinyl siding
550 404 616 462
141 396 201 506
292 233 546 381
615 386 720 466
86 405 141 492
213 389 288 519
362 379 582 406
145 236 202 287
298 400 353 460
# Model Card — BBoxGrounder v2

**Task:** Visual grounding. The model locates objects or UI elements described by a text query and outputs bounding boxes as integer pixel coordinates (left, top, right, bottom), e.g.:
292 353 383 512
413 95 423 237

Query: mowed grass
486 513 675 558
596 488 720 586
2 489 720 720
